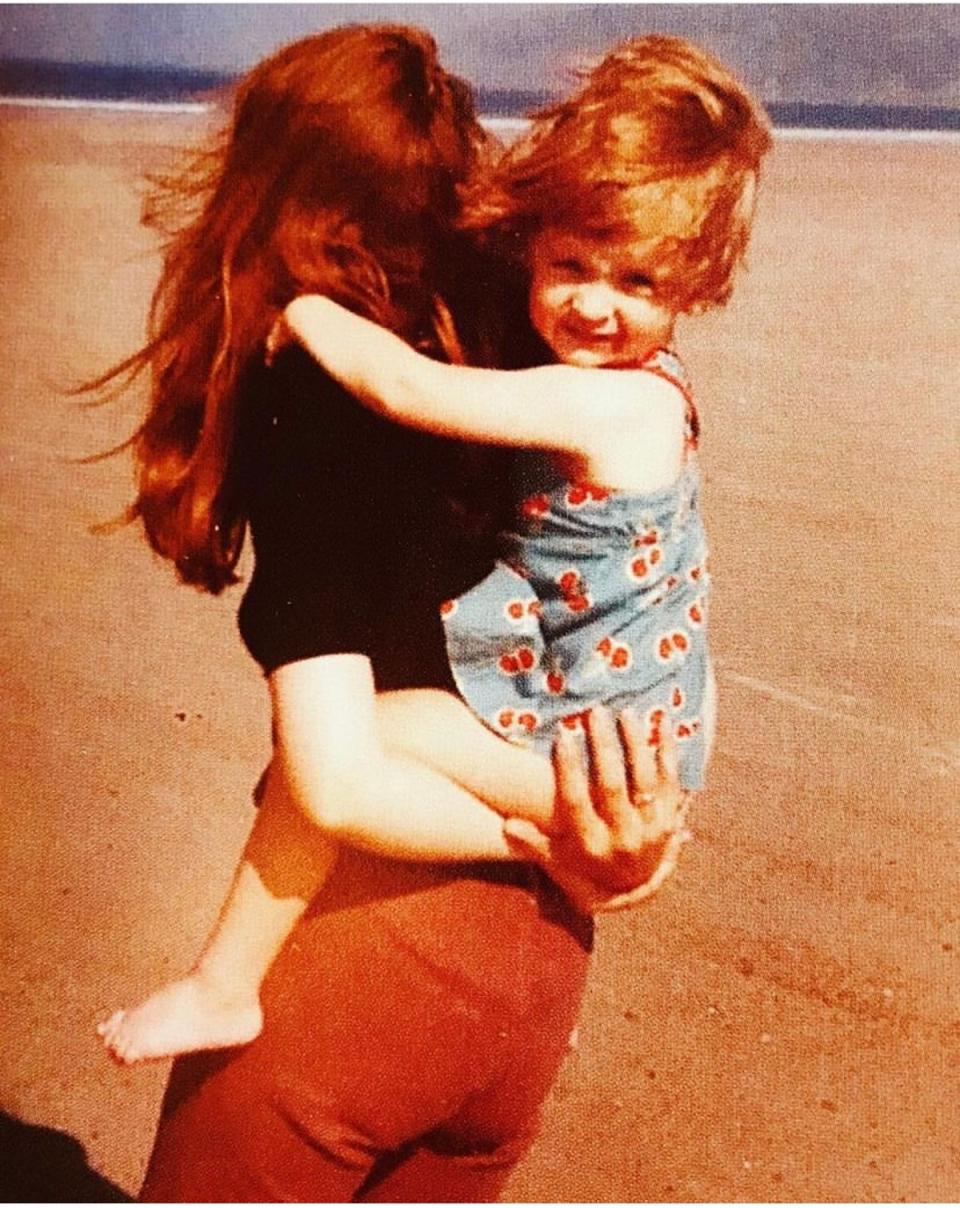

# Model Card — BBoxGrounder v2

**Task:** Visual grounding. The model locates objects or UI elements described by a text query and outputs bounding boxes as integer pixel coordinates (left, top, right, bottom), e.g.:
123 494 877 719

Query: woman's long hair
89 25 490 593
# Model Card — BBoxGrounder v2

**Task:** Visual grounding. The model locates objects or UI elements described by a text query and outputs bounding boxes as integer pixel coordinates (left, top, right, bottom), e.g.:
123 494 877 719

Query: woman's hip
141 858 591 1201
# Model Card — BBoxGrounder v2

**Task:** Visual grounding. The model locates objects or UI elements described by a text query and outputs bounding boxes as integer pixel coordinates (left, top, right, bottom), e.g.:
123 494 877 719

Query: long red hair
90 25 490 593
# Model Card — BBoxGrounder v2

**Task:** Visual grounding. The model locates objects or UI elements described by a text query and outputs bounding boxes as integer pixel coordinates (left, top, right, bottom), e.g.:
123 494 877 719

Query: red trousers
140 850 592 1202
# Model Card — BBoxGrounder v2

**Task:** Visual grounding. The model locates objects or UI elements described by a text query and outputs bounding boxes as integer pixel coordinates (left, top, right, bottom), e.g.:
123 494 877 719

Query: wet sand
1 105 958 1202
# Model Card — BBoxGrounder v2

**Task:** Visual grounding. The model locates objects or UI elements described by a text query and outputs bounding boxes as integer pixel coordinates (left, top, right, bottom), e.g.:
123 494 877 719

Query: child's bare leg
376 690 556 827
98 690 560 1065
98 769 337 1065
377 668 718 826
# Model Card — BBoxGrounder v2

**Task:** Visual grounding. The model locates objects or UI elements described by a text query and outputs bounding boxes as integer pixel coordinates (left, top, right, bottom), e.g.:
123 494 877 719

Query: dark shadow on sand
0 1109 130 1202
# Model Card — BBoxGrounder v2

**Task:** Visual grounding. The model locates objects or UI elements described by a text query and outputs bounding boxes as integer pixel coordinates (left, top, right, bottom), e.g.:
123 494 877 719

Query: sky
0 3 958 108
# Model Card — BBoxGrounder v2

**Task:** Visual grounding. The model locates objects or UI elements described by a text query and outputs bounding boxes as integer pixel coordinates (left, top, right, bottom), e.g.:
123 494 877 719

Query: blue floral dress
441 349 711 791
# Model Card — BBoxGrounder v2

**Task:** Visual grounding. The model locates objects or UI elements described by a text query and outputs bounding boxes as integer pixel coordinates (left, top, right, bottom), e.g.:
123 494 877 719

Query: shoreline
5 94 960 146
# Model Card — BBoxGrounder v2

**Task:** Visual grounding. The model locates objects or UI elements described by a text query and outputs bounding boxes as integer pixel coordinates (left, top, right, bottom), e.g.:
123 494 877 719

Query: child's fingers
97 1010 124 1042
620 710 686 837
649 729 685 837
264 316 288 366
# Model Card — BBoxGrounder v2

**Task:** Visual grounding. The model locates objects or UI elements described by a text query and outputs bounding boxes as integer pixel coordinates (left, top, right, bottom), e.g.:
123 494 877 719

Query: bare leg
99 693 551 1065
377 679 715 833
376 690 556 827
98 770 337 1065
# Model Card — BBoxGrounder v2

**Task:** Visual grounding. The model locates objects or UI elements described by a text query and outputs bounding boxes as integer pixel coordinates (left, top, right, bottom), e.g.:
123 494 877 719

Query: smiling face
527 227 678 368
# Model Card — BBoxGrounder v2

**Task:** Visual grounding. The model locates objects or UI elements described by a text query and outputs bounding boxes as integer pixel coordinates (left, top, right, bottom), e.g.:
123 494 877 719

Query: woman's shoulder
243 347 362 433
241 348 432 493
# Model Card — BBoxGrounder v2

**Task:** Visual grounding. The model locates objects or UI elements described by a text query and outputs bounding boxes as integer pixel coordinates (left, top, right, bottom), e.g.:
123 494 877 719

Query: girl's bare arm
274 295 686 493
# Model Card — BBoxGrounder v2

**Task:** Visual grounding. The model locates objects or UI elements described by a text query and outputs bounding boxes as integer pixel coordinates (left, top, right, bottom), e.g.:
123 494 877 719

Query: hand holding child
505 708 691 914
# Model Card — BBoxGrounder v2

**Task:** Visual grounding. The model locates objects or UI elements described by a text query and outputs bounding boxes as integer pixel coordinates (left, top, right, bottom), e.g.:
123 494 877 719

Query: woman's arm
270 653 519 861
272 295 685 492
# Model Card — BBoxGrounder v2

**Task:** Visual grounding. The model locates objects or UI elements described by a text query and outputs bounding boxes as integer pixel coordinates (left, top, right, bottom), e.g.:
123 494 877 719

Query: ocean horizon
2 58 959 133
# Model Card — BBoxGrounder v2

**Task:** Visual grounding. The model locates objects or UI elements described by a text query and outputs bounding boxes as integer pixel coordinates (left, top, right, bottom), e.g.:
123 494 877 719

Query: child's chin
563 347 613 369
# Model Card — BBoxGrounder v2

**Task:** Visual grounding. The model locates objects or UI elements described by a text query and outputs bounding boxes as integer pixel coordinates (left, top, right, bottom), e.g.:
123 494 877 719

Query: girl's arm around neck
280 295 686 492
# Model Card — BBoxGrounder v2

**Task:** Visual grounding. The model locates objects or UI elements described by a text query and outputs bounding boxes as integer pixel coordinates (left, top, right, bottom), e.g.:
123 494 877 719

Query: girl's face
527 228 677 368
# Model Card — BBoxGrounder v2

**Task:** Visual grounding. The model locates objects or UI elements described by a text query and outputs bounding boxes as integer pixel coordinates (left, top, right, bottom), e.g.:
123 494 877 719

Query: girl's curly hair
460 35 772 314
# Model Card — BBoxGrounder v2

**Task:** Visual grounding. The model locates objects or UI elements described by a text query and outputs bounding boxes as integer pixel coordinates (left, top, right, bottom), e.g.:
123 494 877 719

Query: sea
2 58 959 133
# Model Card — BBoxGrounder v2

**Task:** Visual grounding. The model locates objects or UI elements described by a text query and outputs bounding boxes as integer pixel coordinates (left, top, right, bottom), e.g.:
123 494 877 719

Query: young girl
100 33 769 1068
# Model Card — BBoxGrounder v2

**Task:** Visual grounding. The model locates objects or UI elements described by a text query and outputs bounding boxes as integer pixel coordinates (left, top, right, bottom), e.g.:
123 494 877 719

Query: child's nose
569 284 619 330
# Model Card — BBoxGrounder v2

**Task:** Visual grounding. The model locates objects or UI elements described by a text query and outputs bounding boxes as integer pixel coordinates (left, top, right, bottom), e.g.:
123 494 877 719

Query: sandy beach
1 104 958 1202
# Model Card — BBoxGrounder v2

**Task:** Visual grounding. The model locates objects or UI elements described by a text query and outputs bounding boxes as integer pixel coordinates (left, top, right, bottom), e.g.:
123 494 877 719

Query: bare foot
97 972 263 1065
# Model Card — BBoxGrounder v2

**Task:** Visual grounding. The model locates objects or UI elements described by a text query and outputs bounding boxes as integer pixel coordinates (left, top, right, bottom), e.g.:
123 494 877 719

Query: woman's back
237 349 503 689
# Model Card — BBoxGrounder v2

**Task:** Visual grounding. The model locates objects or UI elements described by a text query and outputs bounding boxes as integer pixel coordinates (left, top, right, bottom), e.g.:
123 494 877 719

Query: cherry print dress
442 348 711 791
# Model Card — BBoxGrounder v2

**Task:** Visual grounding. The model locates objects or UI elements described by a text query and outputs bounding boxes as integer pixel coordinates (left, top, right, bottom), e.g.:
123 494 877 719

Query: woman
98 25 686 1200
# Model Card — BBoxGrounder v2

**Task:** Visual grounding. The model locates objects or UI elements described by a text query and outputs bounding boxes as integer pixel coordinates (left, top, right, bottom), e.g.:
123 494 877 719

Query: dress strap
641 348 692 395
641 348 699 452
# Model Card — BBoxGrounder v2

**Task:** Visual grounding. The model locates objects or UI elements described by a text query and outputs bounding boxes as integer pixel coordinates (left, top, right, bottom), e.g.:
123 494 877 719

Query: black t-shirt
236 349 501 690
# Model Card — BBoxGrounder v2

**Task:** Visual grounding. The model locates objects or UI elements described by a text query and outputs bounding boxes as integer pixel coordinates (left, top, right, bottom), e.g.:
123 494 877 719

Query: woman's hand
503 707 691 914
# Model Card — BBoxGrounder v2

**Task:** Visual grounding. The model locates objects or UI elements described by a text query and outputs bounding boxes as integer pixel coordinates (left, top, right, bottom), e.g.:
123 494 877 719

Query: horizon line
0 57 959 134
3 94 960 145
